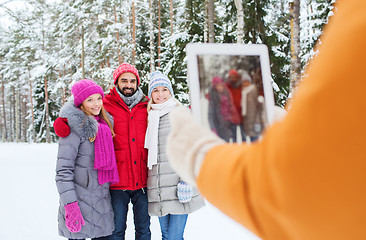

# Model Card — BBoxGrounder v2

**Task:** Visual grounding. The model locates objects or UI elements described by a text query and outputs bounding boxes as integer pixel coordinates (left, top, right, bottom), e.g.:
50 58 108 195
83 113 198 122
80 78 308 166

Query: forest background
0 0 335 143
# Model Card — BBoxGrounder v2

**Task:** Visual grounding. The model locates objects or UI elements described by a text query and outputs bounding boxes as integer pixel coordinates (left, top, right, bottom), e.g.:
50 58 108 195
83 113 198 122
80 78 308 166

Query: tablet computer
186 43 275 143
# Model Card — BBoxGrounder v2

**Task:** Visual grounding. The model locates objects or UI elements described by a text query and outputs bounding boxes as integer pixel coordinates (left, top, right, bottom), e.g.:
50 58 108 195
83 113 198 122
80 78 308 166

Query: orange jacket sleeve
196 1 366 239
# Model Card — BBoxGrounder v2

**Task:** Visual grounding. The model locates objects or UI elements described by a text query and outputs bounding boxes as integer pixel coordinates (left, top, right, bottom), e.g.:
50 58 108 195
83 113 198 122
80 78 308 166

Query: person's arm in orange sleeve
167 0 366 239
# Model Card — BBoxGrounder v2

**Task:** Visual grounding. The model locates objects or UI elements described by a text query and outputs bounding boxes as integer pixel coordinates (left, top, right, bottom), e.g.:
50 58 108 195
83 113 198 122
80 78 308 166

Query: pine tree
289 0 301 93
301 0 336 69
265 0 291 106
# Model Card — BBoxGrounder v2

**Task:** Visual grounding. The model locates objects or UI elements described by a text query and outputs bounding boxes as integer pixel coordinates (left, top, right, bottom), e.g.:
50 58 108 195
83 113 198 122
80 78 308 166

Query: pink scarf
94 116 119 185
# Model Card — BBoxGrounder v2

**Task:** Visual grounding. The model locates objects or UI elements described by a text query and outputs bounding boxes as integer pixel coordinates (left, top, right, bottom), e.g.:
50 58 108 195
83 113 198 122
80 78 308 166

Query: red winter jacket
103 87 149 190
227 84 243 123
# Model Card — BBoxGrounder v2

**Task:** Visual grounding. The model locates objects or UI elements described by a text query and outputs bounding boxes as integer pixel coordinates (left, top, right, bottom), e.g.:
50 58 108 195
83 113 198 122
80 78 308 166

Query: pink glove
64 202 85 233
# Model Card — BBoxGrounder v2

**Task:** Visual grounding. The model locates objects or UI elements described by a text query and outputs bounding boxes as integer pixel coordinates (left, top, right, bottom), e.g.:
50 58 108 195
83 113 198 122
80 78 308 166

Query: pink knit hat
71 79 104 107
212 76 224 86
113 63 140 86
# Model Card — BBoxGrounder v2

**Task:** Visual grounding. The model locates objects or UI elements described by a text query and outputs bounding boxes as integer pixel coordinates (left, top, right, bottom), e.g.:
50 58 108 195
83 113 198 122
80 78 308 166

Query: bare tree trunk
18 91 25 142
22 94 27 142
170 0 173 35
204 2 208 43
44 76 51 143
234 0 244 43
132 1 136 64
15 88 20 142
115 6 123 65
157 0 161 68
81 26 85 79
149 0 155 72
207 0 215 43
1 76 7 142
289 0 301 93
28 75 36 143
58 69 66 106
11 86 15 142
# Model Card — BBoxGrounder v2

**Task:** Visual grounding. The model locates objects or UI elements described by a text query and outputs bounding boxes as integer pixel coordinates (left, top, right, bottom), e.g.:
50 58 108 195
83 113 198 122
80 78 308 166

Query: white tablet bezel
186 43 275 131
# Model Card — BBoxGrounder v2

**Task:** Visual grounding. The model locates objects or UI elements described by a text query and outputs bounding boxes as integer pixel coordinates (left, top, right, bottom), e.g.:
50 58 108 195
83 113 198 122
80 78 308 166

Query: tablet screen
186 43 274 143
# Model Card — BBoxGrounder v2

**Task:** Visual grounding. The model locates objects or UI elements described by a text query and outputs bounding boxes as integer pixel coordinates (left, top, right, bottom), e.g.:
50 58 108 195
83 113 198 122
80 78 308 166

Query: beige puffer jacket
147 111 205 217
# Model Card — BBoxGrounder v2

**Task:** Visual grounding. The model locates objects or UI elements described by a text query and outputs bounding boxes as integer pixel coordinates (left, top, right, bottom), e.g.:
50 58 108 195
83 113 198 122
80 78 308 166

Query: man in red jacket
226 69 244 142
54 63 151 240
104 63 150 240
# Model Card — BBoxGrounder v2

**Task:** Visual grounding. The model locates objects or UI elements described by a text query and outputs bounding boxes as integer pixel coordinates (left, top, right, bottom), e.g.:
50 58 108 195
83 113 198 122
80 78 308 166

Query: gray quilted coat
55 102 114 239
147 111 205 217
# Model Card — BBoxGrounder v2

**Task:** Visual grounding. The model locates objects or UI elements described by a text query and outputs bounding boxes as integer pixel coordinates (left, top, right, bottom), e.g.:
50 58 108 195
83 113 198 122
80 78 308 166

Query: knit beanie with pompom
148 71 174 98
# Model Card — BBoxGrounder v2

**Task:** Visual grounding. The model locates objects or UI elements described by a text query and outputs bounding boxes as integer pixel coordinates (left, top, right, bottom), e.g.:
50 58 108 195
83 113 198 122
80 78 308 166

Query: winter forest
0 0 335 143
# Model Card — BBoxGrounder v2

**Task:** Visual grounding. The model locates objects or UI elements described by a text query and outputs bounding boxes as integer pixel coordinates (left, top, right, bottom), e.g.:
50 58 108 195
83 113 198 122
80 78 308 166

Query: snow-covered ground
0 143 260 240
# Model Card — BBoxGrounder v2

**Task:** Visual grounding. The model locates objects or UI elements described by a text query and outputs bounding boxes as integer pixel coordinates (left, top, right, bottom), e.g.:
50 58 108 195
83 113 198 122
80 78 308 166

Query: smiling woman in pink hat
55 79 119 240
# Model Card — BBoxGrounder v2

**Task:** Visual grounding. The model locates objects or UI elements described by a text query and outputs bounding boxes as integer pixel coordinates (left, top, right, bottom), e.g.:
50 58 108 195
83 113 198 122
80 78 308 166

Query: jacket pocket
114 150 129 187
74 167 89 189
140 148 148 186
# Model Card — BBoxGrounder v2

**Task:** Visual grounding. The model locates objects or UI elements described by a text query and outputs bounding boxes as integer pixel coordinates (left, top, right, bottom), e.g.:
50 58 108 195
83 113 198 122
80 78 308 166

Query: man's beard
228 79 242 88
119 87 137 97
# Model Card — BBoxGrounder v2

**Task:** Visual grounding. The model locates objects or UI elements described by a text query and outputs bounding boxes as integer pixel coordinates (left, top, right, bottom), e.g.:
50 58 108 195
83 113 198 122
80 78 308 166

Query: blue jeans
109 188 151 240
69 237 109 240
231 124 258 143
158 214 188 240
231 124 245 142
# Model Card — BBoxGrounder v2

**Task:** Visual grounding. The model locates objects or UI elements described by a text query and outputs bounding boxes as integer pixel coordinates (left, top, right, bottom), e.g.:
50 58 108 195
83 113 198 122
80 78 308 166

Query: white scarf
145 97 177 169
241 84 255 116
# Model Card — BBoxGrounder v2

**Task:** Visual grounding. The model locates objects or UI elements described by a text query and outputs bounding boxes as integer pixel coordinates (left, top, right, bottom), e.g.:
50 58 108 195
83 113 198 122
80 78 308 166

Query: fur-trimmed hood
59 102 113 139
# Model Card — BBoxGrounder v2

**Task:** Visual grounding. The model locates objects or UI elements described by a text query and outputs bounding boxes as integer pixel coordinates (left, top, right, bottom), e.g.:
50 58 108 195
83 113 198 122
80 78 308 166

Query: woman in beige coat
144 71 205 240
